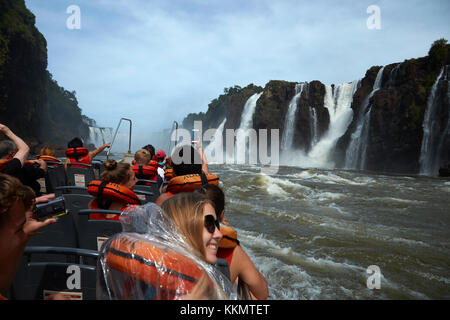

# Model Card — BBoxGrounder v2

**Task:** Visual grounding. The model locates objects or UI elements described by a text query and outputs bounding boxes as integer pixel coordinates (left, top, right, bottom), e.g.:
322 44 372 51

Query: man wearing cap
154 150 166 179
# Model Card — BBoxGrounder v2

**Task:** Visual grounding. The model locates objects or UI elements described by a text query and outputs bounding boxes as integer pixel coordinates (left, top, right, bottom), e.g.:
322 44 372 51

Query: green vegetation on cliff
0 0 92 152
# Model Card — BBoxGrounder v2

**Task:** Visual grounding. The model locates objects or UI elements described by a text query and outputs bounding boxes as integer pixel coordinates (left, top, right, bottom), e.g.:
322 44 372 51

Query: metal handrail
107 118 132 160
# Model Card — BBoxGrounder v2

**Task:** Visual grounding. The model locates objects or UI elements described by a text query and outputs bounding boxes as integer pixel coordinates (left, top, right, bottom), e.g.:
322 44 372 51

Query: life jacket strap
97 181 112 209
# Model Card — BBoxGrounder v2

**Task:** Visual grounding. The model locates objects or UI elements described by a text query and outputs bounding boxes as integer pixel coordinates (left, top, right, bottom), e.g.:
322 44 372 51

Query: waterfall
307 80 359 167
345 66 385 170
387 63 401 88
281 80 359 168
234 92 263 164
87 126 113 147
281 83 306 151
419 67 446 175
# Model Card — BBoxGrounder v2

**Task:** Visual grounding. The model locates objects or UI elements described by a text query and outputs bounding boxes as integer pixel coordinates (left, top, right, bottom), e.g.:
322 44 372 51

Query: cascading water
234 92 263 164
87 126 113 147
282 80 359 168
419 67 445 175
309 107 318 147
280 83 306 151
345 66 385 170
307 80 360 167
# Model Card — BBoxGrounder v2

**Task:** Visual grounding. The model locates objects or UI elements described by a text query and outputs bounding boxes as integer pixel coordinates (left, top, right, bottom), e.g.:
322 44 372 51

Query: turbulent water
211 164 450 300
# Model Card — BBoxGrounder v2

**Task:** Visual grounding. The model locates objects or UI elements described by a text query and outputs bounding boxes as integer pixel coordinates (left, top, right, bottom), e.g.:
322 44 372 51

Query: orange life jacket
104 234 212 299
36 155 61 167
166 173 219 195
217 224 239 267
164 168 175 181
131 163 158 183
87 180 140 220
65 147 91 167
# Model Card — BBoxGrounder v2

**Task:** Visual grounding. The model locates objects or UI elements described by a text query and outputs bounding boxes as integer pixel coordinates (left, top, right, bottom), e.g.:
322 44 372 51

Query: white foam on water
368 197 426 205
415 272 450 285
291 170 375 186
389 237 430 247
233 228 320 299
310 192 345 202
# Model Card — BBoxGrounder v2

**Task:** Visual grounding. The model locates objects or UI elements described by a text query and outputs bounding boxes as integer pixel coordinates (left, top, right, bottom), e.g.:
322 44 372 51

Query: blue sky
24 0 450 147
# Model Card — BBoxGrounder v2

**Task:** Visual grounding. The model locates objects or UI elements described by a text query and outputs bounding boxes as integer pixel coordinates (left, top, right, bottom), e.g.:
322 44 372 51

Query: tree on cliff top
428 38 448 67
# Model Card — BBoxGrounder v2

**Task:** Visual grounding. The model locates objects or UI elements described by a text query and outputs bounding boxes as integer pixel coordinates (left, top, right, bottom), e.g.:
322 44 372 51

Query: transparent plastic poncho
96 203 237 300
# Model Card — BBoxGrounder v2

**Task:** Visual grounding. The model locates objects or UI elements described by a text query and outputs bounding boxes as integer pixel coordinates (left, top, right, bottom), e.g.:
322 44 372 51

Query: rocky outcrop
0 0 92 154
334 43 450 174
254 80 329 152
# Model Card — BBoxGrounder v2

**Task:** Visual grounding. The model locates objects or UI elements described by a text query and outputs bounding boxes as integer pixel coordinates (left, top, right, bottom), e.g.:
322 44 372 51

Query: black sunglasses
204 214 220 234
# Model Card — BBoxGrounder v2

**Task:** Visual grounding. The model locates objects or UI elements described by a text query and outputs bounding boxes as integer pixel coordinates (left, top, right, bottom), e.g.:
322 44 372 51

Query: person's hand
194 137 202 150
0 123 11 136
44 293 71 300
179 273 212 300
104 142 111 148
23 194 57 237
29 159 47 171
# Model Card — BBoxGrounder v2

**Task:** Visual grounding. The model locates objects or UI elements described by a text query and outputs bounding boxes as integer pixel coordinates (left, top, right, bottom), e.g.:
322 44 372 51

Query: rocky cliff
182 40 450 176
0 0 92 153
334 41 450 174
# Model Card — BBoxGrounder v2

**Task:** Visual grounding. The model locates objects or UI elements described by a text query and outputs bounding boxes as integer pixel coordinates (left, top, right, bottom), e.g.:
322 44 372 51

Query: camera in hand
34 196 68 221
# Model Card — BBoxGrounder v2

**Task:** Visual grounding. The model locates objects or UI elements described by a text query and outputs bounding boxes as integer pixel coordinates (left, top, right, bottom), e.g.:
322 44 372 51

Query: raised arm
89 142 111 160
0 123 29 166
194 139 209 175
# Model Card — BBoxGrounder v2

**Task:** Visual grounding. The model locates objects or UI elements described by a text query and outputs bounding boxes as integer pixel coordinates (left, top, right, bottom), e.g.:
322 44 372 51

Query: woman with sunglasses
98 193 233 299
161 192 223 265
195 184 269 300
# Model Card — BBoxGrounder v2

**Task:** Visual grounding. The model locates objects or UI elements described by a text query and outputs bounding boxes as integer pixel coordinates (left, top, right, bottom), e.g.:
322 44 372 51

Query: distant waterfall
87 126 113 147
307 80 359 167
309 107 318 147
419 67 445 175
235 92 263 164
281 83 306 151
345 66 385 170
282 80 359 168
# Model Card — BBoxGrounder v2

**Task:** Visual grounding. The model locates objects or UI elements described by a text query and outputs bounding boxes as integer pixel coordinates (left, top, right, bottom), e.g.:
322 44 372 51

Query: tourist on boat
35 145 61 166
155 142 215 206
97 193 233 299
0 173 57 300
0 124 47 196
0 123 30 176
131 148 163 188
64 137 111 169
195 184 269 300
142 144 155 159
87 160 139 220
154 149 166 179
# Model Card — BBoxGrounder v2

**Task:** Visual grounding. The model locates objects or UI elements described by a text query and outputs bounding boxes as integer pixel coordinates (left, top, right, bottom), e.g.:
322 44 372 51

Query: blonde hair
134 149 151 165
40 146 55 156
101 160 133 185
161 192 214 261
